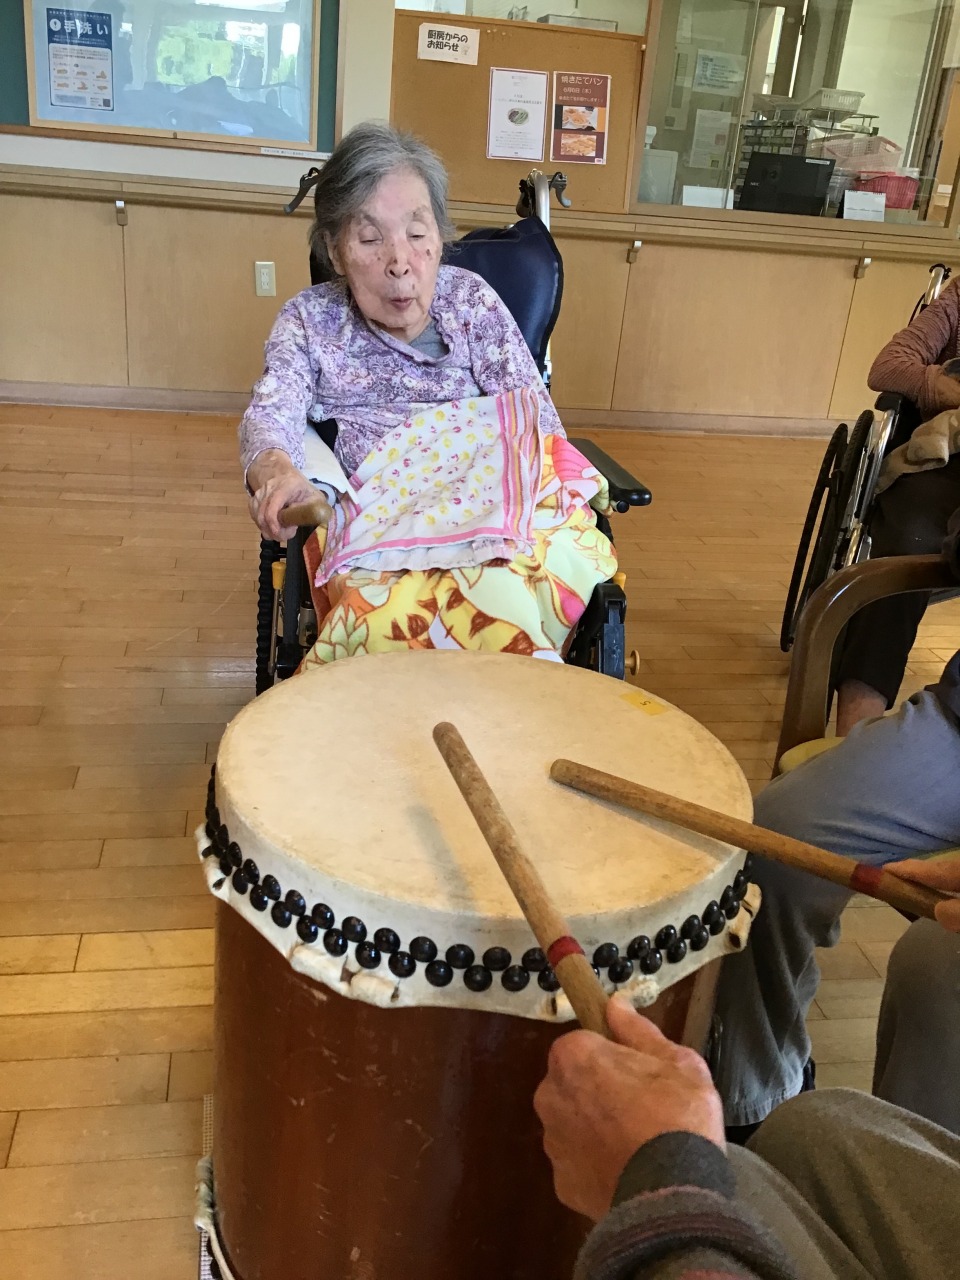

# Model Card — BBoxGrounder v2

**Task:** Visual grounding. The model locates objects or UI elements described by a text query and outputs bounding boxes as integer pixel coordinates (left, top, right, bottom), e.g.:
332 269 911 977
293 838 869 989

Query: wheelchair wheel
256 539 283 695
780 424 847 652
783 427 849 655
779 412 872 652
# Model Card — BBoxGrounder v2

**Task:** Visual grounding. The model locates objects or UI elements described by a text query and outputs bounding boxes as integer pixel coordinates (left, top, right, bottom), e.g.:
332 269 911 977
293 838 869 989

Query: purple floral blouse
239 264 564 480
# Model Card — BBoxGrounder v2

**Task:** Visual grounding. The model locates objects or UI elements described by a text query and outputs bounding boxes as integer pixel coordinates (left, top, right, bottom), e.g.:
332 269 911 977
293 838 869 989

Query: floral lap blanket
300 389 617 665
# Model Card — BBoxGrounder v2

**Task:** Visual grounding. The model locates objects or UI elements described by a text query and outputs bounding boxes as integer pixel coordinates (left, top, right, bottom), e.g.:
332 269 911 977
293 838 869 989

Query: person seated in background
713 632 960 1143
834 276 960 733
240 122 614 666
536 974 960 1280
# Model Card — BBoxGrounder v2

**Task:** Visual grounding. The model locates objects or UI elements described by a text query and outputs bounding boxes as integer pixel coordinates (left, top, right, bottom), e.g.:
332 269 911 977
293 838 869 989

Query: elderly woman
831 279 960 733
241 123 615 666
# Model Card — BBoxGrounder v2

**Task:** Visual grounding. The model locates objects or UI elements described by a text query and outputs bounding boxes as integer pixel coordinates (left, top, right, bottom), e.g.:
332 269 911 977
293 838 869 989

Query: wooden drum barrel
197 652 755 1280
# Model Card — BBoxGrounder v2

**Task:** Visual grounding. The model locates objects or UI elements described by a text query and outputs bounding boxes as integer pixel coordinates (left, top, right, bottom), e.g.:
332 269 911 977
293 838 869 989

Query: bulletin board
391 11 644 215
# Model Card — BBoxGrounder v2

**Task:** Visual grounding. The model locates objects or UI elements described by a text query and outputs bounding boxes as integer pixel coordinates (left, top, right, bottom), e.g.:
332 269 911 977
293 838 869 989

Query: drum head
208 652 753 1017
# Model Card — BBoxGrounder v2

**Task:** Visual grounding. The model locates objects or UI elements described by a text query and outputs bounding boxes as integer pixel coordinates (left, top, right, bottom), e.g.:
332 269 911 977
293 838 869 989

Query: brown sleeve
867 281 960 417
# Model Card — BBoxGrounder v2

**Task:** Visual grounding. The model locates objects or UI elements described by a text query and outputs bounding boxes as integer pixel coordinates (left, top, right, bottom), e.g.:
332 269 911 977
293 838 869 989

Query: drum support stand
195 1095 235 1280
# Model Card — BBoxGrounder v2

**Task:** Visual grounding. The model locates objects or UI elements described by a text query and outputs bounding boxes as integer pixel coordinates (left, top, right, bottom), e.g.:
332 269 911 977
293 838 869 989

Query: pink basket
808 134 902 173
853 171 919 210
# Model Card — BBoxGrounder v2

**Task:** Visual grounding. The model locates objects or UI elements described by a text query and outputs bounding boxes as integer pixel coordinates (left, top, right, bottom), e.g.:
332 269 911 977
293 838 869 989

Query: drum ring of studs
202 781 747 997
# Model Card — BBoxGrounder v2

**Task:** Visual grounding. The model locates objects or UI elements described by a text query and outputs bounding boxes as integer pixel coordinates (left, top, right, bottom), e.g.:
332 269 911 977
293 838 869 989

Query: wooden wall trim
3 164 956 262
558 408 837 438
0 381 247 415
0 122 325 159
0 379 834 437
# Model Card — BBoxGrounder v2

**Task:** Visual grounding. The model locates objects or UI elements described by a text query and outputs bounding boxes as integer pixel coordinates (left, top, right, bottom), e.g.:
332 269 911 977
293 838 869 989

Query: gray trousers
732 1089 960 1279
713 688 960 1129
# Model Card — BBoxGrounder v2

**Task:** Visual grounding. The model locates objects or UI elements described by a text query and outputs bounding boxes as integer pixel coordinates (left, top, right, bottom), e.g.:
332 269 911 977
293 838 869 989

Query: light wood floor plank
0 841 103 872
0 936 80 976
0 789 201 817
0 813 188 842
0 967 213 1016
0 866 204 902
99 837 198 867
76 930 214 972
0 767 78 791
0 896 214 938
0 1055 170 1111
0 1156 197 1230
8 1100 204 1168
75 764 214 791
0 1007 212 1063
167 1050 214 1102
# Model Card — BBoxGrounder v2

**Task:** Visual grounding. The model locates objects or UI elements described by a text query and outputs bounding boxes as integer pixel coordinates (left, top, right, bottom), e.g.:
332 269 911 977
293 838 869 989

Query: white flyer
487 68 548 162
693 49 746 97
689 108 732 170
417 21 479 66
843 190 886 222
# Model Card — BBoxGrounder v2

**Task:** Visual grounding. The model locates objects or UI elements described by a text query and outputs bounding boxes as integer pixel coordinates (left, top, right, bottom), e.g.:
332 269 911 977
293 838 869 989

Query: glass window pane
30 0 317 144
637 0 957 225
394 2 649 37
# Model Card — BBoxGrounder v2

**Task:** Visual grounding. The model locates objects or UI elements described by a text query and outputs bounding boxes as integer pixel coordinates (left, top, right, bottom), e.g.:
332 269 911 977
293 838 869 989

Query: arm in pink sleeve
468 279 566 438
867 283 960 416
239 300 317 477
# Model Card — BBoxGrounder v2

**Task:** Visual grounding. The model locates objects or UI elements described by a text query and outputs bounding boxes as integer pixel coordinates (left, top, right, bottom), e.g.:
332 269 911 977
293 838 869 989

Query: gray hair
310 123 454 277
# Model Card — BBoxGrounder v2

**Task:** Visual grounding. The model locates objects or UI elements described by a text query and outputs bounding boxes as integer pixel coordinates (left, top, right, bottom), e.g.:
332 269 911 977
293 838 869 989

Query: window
637 0 958 225
394 1 649 37
26 0 319 146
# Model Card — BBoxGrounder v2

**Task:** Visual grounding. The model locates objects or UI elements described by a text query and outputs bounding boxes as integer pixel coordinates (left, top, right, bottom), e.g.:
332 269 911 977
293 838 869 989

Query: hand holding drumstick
549 760 956 923
534 995 726 1221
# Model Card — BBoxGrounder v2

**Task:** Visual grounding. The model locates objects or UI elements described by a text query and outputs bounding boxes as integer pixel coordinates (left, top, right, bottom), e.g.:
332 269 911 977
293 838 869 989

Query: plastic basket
853 171 919 210
798 88 865 117
808 133 902 173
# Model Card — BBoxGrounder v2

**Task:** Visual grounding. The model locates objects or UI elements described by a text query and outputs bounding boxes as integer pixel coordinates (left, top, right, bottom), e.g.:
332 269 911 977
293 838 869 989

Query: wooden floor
0 403 956 1277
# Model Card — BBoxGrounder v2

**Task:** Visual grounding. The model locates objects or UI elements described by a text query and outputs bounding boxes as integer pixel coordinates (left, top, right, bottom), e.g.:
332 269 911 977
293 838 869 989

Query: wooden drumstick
433 723 611 1038
550 759 951 923
278 495 334 528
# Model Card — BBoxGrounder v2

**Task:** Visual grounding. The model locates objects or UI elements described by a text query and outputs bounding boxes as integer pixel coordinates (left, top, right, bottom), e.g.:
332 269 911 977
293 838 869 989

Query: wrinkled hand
247 451 318 541
888 855 960 932
534 995 725 1223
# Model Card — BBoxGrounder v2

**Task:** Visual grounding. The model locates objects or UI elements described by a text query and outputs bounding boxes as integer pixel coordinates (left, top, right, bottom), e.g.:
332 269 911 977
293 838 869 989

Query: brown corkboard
391 11 644 215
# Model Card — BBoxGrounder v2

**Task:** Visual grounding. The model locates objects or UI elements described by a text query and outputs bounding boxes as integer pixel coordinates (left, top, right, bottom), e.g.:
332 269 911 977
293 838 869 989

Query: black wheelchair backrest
442 217 563 376
307 215 563 378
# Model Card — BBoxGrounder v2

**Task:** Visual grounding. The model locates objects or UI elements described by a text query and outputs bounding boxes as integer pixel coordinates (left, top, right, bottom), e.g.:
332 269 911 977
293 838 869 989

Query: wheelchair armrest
569 438 652 513
874 392 909 413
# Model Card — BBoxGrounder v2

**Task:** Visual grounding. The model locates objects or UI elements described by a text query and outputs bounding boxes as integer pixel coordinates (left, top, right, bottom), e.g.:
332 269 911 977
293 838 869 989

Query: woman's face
329 169 443 345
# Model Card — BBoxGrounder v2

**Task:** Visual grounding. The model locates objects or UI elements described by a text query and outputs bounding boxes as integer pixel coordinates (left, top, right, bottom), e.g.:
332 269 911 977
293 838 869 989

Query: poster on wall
550 72 610 164
487 68 548 162
417 22 479 66
692 50 746 97
689 108 732 171
46 8 114 111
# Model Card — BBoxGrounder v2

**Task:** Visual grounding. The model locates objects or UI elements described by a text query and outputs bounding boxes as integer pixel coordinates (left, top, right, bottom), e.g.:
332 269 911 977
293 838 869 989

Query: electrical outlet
255 261 276 296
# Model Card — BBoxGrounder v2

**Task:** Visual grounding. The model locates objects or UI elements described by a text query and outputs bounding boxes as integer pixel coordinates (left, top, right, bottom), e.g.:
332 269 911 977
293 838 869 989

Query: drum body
198 653 757 1280
214 904 707 1280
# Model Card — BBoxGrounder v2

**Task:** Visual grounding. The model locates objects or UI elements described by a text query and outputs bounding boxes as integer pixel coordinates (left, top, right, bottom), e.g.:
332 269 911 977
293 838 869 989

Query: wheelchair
255 169 652 695
780 263 953 652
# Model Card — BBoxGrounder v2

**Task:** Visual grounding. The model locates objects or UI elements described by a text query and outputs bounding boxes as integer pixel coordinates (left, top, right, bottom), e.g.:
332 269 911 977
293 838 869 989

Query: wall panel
613 244 857 419
0 195 127 386
123 207 312 393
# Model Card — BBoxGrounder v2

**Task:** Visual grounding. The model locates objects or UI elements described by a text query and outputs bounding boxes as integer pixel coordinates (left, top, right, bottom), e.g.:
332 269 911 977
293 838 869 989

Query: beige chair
776 552 956 768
